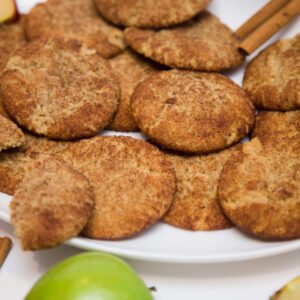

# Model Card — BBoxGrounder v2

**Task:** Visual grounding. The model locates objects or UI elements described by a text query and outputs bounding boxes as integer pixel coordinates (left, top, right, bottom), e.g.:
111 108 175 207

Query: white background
1 0 300 299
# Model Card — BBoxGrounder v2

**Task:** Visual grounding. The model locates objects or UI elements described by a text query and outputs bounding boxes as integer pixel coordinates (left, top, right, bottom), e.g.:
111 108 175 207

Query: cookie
1 37 120 140
25 0 125 59
131 70 255 153
163 147 236 231
109 50 158 132
0 95 9 118
0 115 24 152
0 133 70 195
243 35 300 110
60 136 176 239
125 11 244 71
218 136 300 240
252 111 300 141
93 0 210 28
10 156 94 250
0 20 26 72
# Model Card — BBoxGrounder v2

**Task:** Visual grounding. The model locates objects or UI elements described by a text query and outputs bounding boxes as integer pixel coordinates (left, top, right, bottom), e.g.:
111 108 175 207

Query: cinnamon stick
0 237 12 267
236 0 291 39
239 0 300 55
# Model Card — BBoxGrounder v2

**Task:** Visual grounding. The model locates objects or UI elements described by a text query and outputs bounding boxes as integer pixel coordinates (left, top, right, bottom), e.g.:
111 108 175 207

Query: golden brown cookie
0 115 24 151
0 133 70 195
25 0 125 59
0 20 26 72
0 96 9 118
125 11 244 71
131 70 255 153
60 136 176 240
10 156 94 250
109 50 158 132
1 37 120 140
252 111 300 141
93 0 211 28
218 136 300 240
243 35 300 111
163 146 236 231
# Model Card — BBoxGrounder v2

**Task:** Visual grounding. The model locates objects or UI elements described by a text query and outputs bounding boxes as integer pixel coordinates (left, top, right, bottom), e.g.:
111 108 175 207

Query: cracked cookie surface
125 12 244 71
60 136 176 239
1 37 120 139
131 70 255 153
109 50 158 132
93 0 210 28
218 136 300 240
243 35 300 110
10 156 94 250
0 115 24 152
0 133 70 195
252 111 300 142
25 0 125 58
164 146 237 231
0 20 26 72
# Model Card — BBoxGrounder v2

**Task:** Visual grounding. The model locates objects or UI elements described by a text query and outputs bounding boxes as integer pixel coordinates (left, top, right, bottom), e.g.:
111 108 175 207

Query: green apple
25 252 154 300
0 0 19 23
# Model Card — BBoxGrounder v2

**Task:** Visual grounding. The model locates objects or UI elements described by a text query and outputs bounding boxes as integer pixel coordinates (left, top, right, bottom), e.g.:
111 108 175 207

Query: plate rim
65 237 300 264
1 199 300 264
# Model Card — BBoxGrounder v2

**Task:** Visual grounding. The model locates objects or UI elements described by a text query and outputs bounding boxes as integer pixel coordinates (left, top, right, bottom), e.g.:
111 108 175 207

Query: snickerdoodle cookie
1 37 120 139
0 97 8 118
93 0 210 28
131 70 255 153
0 115 24 152
243 35 300 111
60 136 176 240
164 146 237 231
10 156 94 250
218 136 300 240
0 20 26 72
25 0 125 58
252 111 300 141
0 133 70 195
109 50 158 132
125 11 244 71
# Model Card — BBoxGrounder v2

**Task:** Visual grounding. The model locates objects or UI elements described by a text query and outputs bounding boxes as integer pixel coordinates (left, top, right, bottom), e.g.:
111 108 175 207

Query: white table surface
1 1 300 299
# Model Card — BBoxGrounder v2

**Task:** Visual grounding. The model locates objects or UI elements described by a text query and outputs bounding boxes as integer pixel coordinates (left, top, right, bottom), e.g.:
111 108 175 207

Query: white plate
2 194 300 263
2 0 300 264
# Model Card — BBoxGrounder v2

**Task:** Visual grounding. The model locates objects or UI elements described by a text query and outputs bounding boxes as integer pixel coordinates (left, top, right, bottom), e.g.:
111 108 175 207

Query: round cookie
131 70 255 153
0 115 24 152
60 136 176 240
25 0 125 59
0 133 70 195
243 35 300 110
1 37 120 140
163 146 236 231
125 11 244 71
93 0 211 28
0 20 26 72
109 50 158 132
10 156 94 250
218 136 300 240
252 111 300 141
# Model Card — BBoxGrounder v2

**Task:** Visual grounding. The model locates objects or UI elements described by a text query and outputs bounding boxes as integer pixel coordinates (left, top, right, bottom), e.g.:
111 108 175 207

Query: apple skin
25 252 153 300
0 0 19 23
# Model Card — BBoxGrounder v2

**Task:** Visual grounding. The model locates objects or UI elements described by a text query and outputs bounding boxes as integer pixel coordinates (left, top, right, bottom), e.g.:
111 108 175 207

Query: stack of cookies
219 34 300 240
0 0 299 250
